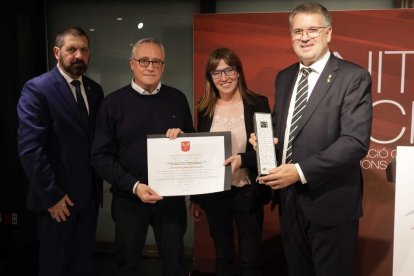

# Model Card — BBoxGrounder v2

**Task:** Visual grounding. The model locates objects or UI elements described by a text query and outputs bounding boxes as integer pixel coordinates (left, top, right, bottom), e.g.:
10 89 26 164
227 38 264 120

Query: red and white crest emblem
181 141 190 152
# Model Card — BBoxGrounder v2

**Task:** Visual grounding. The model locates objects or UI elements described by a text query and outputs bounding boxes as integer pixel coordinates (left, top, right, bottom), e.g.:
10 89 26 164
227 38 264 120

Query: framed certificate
147 131 232 196
254 112 277 175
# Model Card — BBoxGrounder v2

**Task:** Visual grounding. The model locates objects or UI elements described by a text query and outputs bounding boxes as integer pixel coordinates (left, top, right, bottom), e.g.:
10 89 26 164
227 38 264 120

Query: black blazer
194 93 272 206
272 53 372 226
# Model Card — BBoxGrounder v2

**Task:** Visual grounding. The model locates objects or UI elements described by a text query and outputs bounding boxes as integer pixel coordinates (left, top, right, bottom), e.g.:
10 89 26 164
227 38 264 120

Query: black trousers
279 189 359 276
37 197 99 276
111 194 187 276
202 185 265 276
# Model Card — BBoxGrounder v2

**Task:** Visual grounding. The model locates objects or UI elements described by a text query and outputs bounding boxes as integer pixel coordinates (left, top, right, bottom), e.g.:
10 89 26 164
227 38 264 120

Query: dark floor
0 245 210 276
93 242 207 276
94 251 198 276
1 238 288 275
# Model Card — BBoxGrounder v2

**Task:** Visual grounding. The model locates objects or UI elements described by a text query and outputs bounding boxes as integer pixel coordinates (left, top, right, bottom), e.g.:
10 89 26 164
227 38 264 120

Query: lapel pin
327 74 332 83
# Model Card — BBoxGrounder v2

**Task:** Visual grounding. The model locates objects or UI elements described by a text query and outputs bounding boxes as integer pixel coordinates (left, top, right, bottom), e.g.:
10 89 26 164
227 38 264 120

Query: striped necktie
286 67 311 164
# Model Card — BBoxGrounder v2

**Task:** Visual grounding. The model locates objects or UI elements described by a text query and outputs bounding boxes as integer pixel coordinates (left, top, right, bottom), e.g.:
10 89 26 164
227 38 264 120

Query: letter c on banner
371 100 405 144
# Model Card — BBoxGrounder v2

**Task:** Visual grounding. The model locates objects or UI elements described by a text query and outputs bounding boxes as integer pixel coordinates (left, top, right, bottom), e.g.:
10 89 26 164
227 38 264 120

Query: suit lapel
295 55 338 138
84 79 100 141
198 111 213 132
280 66 300 143
84 80 96 123
51 67 90 131
243 98 253 133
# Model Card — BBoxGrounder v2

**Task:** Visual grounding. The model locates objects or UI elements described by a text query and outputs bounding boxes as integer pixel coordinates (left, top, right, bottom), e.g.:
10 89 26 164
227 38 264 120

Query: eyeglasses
132 58 164 69
291 26 328 40
210 66 237 79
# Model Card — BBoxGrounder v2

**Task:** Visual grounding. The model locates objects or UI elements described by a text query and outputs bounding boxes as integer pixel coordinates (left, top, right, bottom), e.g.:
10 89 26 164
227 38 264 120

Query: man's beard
60 57 88 77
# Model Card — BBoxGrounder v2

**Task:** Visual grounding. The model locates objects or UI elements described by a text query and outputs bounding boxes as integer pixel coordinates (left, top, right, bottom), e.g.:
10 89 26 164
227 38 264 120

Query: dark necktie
286 67 311 164
71 80 89 120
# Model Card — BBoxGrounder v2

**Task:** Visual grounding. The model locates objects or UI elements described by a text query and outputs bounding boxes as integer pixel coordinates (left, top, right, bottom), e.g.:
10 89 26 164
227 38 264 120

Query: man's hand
166 128 184 139
258 164 300 190
48 194 74 222
135 183 163 203
189 202 205 222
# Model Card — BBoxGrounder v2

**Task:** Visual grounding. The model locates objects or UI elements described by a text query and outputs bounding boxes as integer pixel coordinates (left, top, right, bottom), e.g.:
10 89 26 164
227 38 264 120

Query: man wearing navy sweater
91 38 194 276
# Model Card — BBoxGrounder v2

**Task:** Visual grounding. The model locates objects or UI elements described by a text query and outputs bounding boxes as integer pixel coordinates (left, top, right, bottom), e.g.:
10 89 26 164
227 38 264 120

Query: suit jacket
272 53 372 226
17 66 104 212
195 93 272 206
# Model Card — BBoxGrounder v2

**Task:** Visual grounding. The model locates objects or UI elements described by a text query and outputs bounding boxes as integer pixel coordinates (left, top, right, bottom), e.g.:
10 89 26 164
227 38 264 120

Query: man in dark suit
17 26 104 276
252 2 372 276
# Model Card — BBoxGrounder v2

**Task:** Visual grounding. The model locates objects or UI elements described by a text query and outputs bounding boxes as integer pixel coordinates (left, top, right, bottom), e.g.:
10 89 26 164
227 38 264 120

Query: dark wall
0 0 46 274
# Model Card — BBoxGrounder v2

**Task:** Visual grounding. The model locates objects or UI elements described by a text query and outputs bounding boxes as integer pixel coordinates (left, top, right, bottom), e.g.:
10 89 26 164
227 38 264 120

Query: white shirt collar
131 80 161 95
57 64 83 85
300 50 331 74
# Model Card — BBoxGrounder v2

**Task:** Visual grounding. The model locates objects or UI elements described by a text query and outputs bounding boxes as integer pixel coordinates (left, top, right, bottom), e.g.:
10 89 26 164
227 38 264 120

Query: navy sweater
91 84 194 197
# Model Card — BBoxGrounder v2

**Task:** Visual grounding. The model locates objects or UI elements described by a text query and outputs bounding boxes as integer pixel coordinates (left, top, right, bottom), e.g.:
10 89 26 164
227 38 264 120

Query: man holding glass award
250 3 372 276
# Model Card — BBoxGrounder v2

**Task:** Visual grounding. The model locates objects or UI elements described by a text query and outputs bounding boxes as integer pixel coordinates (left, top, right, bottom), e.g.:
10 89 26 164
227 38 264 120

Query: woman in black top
190 48 271 276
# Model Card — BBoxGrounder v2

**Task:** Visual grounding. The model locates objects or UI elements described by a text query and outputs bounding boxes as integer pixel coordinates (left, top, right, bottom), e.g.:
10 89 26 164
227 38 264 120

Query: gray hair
130 38 165 59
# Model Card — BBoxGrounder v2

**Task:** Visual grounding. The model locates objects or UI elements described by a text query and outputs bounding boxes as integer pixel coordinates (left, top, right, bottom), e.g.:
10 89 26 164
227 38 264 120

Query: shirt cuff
132 181 140 194
295 163 307 184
